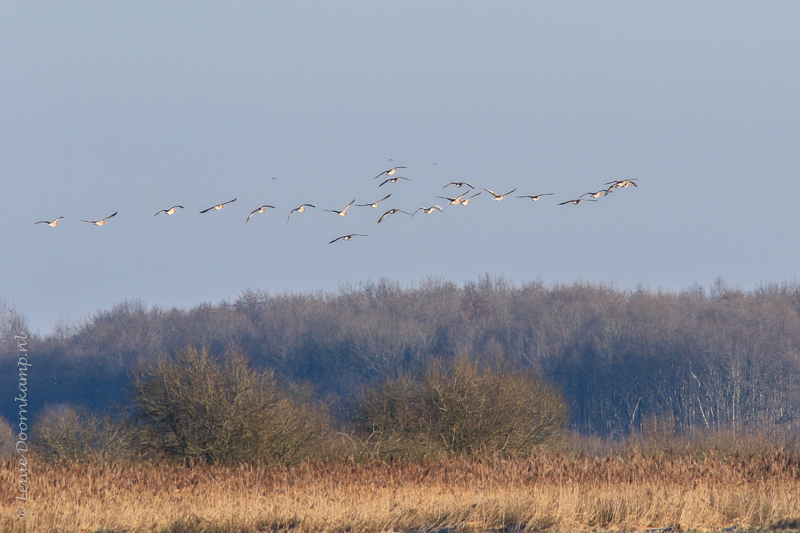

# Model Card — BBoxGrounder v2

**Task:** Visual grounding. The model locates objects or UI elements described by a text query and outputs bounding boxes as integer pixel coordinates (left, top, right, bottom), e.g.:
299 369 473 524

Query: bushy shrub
31 404 134 464
261 383 334 465
354 357 568 457
129 345 332 465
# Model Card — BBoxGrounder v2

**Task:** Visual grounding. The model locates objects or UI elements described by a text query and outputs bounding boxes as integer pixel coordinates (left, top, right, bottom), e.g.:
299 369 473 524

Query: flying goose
246 205 276 223
459 192 481 205
378 176 411 187
413 205 444 216
153 206 184 217
81 212 118 226
373 166 407 180
287 204 315 222
517 193 554 201
378 208 411 223
580 191 606 199
35 216 64 227
482 188 517 201
329 234 368 244
606 179 638 189
323 199 356 216
558 198 597 205
436 193 468 205
443 181 475 189
356 194 391 208
200 198 237 213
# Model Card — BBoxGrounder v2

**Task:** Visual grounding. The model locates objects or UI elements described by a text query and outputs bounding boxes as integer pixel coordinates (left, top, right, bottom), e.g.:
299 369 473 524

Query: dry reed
2 446 799 533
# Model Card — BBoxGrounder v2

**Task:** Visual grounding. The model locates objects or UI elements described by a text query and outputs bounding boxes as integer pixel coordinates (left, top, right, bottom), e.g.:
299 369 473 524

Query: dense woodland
2 276 800 438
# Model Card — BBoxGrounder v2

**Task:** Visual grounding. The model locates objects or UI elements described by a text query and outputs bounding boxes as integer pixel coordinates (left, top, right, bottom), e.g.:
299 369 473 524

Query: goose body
379 176 410 187
329 234 367 244
378 208 411 223
517 193 554 201
581 191 605 199
287 204 315 222
483 188 517 201
323 199 355 216
558 198 597 206
413 205 444 216
81 212 118 226
437 193 467 205
35 216 64 227
246 205 276 223
606 179 638 189
356 194 391 208
200 198 237 213
374 166 407 180
459 192 481 205
154 206 184 216
443 181 474 189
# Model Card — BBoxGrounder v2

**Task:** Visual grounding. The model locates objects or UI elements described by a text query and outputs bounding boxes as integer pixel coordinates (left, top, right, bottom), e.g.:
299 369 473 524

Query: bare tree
354 357 568 457
129 345 332 465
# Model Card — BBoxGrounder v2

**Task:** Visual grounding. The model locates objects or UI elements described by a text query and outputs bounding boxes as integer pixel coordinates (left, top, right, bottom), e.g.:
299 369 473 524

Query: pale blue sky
2 2 799 333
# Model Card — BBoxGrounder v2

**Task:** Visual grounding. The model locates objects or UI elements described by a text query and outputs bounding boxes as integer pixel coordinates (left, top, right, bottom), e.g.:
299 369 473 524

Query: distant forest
2 276 800 437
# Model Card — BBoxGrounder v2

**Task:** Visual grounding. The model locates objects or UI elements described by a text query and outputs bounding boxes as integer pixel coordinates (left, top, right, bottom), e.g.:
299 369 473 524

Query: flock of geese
34 167 638 244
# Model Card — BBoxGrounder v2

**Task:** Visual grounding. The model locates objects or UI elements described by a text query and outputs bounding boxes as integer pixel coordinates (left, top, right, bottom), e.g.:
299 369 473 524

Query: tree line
2 276 800 439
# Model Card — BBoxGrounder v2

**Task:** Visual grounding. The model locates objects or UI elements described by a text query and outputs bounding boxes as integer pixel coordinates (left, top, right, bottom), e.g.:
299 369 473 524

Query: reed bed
2 447 800 533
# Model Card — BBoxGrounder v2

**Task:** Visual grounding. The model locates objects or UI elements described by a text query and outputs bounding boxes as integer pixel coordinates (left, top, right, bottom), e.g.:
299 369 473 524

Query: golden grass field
2 444 800 533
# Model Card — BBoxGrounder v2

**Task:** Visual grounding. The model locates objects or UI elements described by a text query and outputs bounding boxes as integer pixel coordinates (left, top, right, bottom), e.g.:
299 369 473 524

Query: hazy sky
2 2 799 334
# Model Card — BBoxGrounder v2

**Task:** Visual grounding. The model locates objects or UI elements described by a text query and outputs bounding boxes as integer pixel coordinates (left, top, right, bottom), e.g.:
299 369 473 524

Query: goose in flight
246 205 276 223
323 199 355 216
378 176 411 187
378 208 411 223
329 234 368 244
81 212 118 226
517 193 554 201
443 181 474 189
287 204 315 222
459 192 481 205
373 166 407 180
606 179 638 189
558 198 597 206
200 198 237 213
437 193 468 205
580 191 606 199
356 194 391 208
413 205 443 216
153 205 184 217
35 216 64 227
482 188 517 201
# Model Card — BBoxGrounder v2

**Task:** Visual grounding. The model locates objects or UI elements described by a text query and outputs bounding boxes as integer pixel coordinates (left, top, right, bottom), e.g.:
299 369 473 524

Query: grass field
3 438 800 533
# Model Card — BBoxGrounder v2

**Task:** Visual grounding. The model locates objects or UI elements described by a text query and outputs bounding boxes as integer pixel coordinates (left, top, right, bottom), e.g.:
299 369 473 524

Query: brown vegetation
129 345 333 466
4 280 800 531
31 404 135 465
3 434 799 533
355 357 567 457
